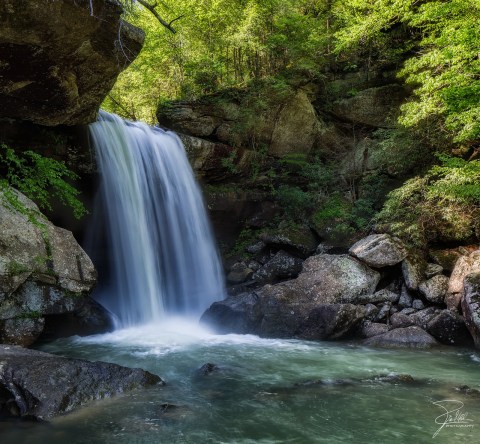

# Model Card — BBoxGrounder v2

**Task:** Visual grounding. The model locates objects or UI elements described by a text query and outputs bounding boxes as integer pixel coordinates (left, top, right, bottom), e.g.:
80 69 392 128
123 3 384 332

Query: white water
87 112 225 326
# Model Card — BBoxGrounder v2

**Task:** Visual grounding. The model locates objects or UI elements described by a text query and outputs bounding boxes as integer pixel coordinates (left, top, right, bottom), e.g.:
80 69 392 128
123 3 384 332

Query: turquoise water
3 319 480 444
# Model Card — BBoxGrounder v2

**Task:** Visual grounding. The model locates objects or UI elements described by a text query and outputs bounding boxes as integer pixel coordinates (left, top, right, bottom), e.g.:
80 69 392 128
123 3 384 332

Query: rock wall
0 0 144 126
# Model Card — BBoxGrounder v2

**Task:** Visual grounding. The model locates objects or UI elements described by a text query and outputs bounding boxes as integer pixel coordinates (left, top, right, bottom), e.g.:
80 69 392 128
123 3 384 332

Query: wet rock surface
0 345 163 420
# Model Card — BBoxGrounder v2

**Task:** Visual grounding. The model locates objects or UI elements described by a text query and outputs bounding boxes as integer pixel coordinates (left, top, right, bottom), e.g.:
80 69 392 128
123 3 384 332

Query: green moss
6 261 29 276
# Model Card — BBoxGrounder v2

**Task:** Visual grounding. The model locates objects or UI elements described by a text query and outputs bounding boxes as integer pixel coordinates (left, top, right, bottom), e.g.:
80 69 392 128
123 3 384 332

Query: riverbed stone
356 289 399 305
227 262 254 285
402 253 427 291
418 275 449 304
390 312 415 329
0 345 163 420
398 285 413 309
426 310 472 346
462 273 480 348
349 234 406 268
374 302 391 323
360 321 390 338
412 299 425 310
425 263 444 279
410 307 439 329
364 303 379 321
295 304 365 340
363 326 438 349
252 250 303 284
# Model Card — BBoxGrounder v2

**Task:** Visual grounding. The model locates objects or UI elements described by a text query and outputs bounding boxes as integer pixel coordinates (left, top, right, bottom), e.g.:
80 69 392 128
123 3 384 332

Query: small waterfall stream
87 112 224 326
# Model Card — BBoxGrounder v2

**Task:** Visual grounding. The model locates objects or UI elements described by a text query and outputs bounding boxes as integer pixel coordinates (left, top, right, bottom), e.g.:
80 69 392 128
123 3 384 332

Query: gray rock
412 299 425 310
0 189 98 345
331 84 406 127
0 0 144 125
418 275 449 304
196 363 220 376
374 302 391 323
462 273 480 348
202 253 379 337
0 345 163 420
425 263 444 279
448 250 480 308
252 251 303 284
400 308 417 316
356 289 399 305
259 225 318 258
246 260 262 272
200 292 262 335
360 321 389 338
363 326 438 349
364 303 379 320
39 297 113 341
296 304 365 340
296 254 381 304
398 285 413 308
246 242 266 255
426 310 472 346
402 254 427 290
227 262 254 285
410 307 439 329
390 312 415 329
0 317 45 347
349 234 406 268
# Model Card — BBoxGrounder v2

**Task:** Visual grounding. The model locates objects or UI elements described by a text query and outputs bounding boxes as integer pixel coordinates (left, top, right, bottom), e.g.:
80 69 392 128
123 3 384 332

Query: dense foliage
0 144 86 219
109 0 480 248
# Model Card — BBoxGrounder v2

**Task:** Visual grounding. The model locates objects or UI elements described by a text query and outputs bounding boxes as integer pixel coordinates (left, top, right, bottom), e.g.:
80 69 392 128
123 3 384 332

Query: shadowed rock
0 345 163 420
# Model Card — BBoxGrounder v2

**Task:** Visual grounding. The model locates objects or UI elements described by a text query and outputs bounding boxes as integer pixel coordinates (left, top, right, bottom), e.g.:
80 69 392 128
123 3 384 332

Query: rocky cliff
0 0 144 126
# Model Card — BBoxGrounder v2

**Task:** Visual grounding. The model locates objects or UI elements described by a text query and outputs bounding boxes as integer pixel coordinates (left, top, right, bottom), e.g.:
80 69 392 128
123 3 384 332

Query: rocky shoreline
202 233 480 350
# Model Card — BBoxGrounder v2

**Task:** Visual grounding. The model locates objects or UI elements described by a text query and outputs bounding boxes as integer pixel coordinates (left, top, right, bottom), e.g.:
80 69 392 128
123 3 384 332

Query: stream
3 319 479 444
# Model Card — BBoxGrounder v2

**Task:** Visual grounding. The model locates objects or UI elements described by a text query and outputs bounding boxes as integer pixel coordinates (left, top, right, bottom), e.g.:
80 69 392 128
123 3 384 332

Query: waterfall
87 112 225 326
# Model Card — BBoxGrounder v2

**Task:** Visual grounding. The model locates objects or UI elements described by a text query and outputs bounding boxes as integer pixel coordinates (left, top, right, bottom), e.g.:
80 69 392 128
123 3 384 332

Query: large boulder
0 189 100 345
293 254 381 304
349 234 406 268
0 0 144 125
426 309 472 346
296 304 365 340
202 253 379 337
447 250 480 310
157 87 321 158
363 326 438 349
331 84 406 128
0 345 162 420
259 225 318 258
462 273 480 348
418 275 449 304
402 253 427 291
252 250 303 284
200 291 262 335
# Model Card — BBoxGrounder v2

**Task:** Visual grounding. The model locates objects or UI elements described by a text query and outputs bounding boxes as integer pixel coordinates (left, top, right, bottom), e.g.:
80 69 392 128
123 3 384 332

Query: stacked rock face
203 233 478 349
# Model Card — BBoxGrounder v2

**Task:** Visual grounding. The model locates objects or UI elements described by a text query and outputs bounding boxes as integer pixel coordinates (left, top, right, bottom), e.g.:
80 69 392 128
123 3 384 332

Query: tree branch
136 0 179 33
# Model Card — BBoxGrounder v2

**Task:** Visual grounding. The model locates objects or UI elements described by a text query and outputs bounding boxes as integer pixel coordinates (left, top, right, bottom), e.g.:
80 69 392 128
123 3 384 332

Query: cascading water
87 111 225 326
